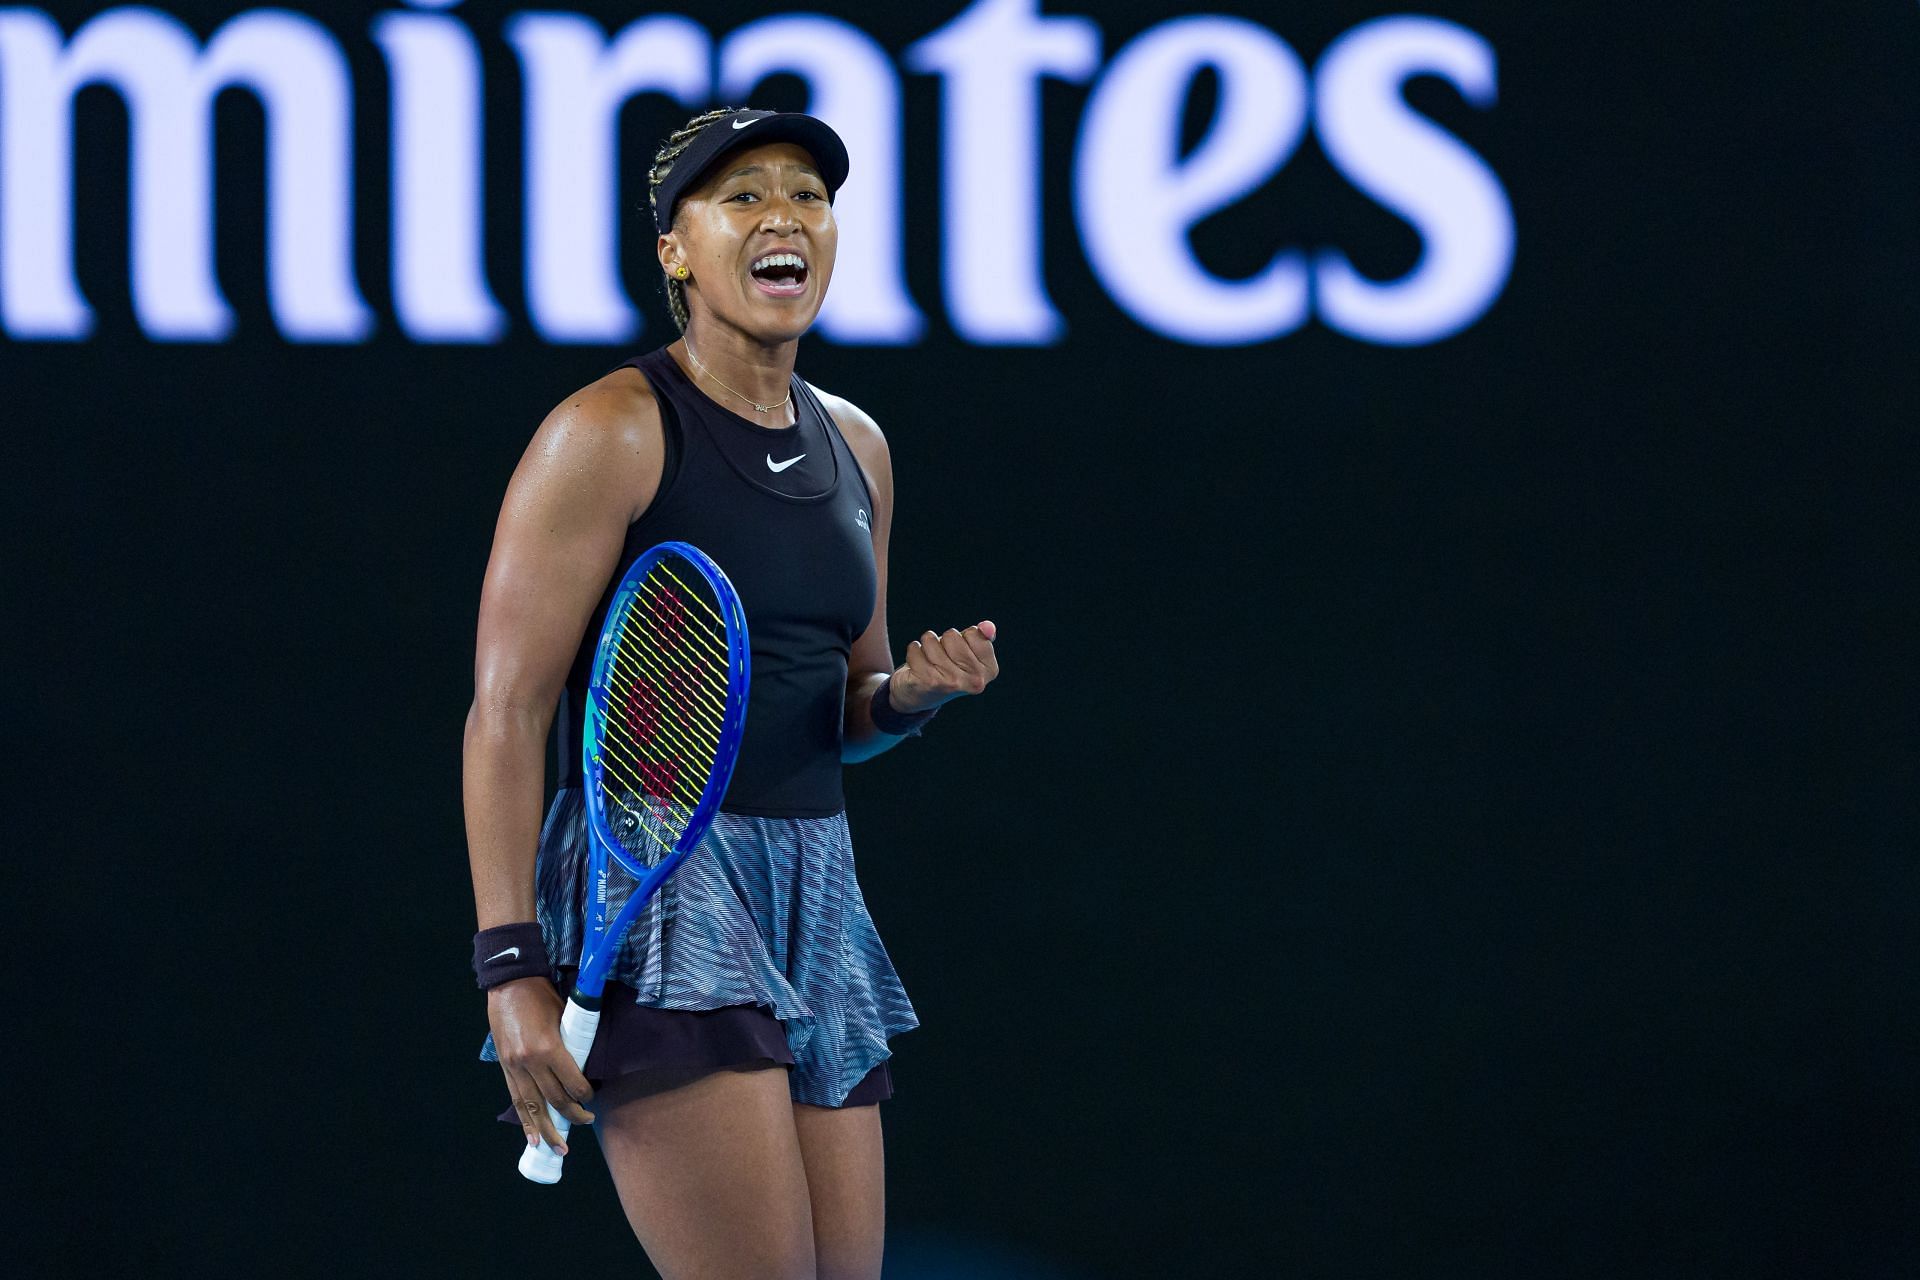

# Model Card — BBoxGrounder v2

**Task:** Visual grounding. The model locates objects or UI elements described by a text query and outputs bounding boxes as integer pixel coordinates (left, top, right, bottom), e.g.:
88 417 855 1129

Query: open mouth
749 252 809 297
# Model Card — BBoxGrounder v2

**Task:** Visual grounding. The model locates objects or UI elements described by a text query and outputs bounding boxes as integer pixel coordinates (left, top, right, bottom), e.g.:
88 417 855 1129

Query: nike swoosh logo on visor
767 453 804 473
732 118 759 130
485 947 521 963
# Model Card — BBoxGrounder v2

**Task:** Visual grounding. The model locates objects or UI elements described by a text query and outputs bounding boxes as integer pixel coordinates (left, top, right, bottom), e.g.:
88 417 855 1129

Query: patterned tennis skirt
480 788 918 1108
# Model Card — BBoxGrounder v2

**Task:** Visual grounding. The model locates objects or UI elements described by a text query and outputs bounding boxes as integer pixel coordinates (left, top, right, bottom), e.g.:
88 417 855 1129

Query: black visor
652 109 850 235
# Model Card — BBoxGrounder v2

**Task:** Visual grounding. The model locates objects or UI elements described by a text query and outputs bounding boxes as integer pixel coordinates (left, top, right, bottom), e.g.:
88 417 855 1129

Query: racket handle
517 998 602 1185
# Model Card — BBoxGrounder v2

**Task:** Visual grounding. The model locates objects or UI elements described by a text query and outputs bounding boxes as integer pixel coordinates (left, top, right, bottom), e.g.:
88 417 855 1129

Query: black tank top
556 346 878 818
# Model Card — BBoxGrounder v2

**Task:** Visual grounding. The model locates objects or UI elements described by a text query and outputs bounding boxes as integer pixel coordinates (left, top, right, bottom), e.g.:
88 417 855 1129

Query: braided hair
647 106 740 334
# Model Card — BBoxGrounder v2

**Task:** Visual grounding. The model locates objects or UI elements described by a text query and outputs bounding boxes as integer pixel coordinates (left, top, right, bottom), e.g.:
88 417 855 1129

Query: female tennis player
463 106 998 1279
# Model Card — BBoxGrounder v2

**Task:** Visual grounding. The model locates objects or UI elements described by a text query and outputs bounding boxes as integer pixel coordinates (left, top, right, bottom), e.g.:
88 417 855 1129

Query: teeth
751 252 806 273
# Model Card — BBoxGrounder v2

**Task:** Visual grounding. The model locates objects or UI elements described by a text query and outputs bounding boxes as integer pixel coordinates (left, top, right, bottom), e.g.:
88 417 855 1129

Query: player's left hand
890 620 999 714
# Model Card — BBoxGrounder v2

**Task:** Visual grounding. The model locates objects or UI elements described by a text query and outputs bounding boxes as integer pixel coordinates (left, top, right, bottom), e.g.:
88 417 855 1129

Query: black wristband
472 922 552 990
870 676 940 737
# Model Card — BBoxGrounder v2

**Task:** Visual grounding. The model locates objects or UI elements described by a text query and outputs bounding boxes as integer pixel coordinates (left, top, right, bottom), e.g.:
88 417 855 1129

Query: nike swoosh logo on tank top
555 347 880 821
691 384 835 498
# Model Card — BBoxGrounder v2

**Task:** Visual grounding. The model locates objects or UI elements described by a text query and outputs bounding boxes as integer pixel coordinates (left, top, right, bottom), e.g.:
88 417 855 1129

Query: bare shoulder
528 365 661 465
807 382 891 479
516 366 665 522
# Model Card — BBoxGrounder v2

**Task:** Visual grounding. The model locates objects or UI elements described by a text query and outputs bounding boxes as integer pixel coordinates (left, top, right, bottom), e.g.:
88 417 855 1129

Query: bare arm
463 369 662 1148
834 396 901 763
820 390 997 764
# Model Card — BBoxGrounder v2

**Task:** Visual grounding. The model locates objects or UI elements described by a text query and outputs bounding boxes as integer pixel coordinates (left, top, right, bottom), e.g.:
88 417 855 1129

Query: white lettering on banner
720 15 923 345
1312 16 1513 345
372 6 505 343
0 6 371 341
1076 16 1311 345
906 0 1100 345
0 2 1513 347
506 13 709 344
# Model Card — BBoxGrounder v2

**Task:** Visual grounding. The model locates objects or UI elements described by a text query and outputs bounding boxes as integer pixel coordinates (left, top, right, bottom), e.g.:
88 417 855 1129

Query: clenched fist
889 620 999 714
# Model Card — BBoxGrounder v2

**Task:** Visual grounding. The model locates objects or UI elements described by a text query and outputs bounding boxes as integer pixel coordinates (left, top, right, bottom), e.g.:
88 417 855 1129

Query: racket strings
608 633 726 740
612 577 728 735
597 695 707 797
655 560 729 632
611 581 729 703
604 790 689 862
636 574 730 666
602 657 713 763
602 650 723 772
599 739 698 861
594 563 733 868
599 707 702 844
622 592 729 729
633 580 731 679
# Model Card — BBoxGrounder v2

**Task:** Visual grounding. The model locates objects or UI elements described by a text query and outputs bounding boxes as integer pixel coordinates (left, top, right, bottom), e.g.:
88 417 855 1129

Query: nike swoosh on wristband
732 117 759 130
767 453 804 473
485 947 521 963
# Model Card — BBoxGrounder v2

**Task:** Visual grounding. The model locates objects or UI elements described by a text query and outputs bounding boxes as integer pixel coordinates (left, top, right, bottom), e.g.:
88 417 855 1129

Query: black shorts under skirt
493 977 893 1126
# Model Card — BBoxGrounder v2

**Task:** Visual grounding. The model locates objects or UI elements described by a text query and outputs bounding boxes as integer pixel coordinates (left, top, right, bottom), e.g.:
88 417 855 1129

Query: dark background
6 1 1917 1276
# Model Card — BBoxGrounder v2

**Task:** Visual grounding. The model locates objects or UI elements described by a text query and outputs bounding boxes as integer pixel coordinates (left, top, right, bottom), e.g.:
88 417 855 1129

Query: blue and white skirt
481 789 918 1107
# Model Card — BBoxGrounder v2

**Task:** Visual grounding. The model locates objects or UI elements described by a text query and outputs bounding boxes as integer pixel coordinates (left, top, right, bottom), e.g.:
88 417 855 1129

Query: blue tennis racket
519 541 750 1184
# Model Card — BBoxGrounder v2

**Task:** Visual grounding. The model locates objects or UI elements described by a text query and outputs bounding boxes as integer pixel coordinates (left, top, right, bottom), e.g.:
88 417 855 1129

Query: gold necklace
683 339 792 417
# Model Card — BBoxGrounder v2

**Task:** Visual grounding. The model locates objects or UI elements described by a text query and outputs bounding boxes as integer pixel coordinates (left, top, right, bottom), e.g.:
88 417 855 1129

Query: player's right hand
488 976 595 1152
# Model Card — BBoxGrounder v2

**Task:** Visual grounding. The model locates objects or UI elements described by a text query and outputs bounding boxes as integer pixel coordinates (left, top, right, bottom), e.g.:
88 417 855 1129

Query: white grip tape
516 1000 602 1184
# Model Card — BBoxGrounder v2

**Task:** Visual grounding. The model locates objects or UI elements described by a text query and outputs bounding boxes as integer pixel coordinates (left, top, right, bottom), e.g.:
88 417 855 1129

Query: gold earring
674 265 689 279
